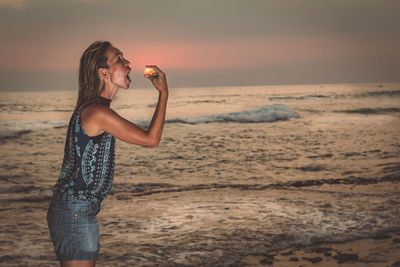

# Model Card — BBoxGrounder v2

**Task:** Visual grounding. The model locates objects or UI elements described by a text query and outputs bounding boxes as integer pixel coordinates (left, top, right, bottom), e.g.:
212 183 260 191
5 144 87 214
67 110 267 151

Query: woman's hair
76 41 112 109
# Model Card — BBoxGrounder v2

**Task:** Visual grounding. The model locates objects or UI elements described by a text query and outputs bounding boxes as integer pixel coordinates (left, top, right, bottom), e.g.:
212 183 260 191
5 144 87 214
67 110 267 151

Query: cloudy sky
1 0 399 91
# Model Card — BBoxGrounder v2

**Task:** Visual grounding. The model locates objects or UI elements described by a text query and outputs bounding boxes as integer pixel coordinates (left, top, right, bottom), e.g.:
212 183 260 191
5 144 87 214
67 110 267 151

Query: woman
47 41 168 267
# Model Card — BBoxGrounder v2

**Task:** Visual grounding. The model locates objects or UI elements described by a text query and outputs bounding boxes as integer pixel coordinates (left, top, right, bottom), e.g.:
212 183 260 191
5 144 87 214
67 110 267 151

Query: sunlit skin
61 46 168 267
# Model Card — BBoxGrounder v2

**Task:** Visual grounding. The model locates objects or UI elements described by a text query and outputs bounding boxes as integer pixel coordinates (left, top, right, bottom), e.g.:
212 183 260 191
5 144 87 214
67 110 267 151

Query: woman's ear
98 68 109 80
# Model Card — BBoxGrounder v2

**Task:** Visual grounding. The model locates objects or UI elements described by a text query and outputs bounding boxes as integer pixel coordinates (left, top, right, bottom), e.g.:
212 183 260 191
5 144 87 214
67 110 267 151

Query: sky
1 0 399 91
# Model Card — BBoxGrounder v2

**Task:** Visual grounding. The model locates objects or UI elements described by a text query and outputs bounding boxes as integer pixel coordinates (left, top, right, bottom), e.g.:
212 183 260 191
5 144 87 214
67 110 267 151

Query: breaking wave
166 104 299 124
0 105 298 140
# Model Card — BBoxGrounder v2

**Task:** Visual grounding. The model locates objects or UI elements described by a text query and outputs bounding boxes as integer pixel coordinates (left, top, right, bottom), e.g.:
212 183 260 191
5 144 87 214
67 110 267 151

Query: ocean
1 83 399 266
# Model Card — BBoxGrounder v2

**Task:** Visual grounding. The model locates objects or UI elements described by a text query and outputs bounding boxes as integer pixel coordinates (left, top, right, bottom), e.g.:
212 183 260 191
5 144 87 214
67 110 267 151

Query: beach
1 83 399 266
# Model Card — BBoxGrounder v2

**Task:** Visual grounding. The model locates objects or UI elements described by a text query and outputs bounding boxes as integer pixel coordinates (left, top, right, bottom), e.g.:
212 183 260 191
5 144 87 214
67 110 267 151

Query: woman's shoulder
80 104 114 136
78 96 113 114
80 104 123 128
80 103 114 118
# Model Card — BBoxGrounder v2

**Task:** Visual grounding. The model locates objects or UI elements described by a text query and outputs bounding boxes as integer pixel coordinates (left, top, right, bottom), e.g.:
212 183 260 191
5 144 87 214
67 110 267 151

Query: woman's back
52 101 115 202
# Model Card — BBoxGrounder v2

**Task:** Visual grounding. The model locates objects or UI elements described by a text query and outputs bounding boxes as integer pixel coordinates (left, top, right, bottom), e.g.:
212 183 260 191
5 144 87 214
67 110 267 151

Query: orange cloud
123 36 356 71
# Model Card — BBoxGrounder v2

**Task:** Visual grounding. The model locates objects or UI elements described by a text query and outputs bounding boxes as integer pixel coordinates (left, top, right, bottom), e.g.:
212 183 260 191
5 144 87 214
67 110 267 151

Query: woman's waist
49 197 101 214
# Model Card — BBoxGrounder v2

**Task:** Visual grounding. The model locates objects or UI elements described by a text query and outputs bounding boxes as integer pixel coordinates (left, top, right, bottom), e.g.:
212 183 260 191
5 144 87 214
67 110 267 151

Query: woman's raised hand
144 65 168 94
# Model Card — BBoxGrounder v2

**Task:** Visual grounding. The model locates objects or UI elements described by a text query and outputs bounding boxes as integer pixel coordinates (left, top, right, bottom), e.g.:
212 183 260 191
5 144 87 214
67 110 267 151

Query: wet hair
76 41 112 109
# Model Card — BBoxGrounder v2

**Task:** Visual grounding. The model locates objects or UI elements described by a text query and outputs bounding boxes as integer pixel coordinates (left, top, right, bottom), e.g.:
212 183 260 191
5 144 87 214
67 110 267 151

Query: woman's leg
61 260 96 267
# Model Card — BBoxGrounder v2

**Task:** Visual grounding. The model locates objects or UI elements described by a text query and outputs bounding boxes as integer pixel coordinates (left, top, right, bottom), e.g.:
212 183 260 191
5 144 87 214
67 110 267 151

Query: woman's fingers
145 65 165 75
144 65 166 82
143 65 168 93
144 65 162 80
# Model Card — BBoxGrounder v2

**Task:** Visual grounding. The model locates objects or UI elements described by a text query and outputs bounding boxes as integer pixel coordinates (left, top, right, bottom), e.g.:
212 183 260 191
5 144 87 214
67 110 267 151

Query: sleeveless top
52 102 115 202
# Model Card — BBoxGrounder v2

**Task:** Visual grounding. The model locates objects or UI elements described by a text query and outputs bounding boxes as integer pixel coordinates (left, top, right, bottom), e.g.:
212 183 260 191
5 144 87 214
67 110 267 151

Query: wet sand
241 233 400 266
1 180 399 266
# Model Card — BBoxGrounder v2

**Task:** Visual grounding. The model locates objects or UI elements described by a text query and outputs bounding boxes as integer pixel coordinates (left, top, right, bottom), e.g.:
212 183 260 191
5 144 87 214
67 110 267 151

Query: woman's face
104 46 131 89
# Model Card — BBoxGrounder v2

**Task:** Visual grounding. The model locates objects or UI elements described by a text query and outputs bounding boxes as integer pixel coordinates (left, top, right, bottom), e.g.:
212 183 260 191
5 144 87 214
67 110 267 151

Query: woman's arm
84 66 168 147
143 65 169 146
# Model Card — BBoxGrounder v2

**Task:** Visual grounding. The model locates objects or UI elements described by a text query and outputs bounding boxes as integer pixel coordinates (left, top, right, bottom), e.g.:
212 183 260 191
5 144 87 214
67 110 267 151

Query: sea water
0 83 399 265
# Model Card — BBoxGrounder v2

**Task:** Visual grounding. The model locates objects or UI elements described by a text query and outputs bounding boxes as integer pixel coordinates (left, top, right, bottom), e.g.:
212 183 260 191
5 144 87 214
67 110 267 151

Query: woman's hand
144 65 168 95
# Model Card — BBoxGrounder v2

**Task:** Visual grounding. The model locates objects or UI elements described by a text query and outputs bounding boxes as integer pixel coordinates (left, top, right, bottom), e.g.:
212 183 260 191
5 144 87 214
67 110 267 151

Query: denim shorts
47 199 101 261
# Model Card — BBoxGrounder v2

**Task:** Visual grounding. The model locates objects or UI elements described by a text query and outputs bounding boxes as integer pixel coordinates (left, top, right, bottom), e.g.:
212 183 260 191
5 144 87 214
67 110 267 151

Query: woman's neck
94 96 111 107
100 86 118 101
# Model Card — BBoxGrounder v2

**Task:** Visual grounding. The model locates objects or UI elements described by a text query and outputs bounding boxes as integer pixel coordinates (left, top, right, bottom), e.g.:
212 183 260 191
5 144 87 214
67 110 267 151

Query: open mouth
126 70 131 82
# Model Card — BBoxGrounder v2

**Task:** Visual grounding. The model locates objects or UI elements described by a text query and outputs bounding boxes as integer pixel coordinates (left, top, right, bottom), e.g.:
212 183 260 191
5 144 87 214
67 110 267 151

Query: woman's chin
121 82 131 89
125 79 132 89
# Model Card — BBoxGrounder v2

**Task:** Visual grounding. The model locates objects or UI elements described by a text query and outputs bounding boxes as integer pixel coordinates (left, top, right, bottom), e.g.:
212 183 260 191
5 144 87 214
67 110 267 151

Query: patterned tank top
52 102 115 202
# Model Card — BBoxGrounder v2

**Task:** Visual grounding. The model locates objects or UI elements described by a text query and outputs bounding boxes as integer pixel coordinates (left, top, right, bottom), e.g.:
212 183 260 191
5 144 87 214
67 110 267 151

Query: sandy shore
1 178 399 266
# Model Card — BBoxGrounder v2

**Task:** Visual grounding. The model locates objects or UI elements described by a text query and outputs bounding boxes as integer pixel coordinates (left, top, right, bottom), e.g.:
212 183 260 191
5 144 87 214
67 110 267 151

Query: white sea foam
0 104 298 140
166 104 299 124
